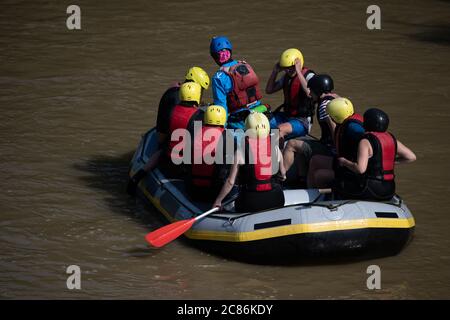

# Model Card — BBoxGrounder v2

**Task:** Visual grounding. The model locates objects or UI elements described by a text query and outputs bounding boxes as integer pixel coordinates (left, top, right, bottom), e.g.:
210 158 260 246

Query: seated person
266 48 316 140
282 74 337 185
335 108 416 201
308 97 365 188
212 112 285 212
187 105 233 201
127 67 209 195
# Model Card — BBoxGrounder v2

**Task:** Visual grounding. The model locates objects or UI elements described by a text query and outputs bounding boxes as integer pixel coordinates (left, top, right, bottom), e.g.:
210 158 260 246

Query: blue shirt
212 60 260 114
345 122 365 141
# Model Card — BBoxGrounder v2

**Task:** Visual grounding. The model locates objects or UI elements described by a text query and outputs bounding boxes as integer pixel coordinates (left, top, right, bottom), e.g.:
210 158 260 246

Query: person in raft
187 105 234 201
335 108 416 201
128 82 204 194
212 112 286 212
281 74 338 186
308 97 365 188
265 48 316 141
127 67 209 195
209 36 269 130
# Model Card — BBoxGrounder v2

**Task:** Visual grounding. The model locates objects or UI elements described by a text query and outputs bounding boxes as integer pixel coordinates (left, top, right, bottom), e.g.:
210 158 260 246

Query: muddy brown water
1 0 450 299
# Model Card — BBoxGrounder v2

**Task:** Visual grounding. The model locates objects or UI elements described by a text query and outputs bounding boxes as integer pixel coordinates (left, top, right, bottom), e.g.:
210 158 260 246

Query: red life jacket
221 61 262 114
365 132 397 181
191 126 225 188
241 136 275 192
334 113 364 160
167 104 198 161
283 67 314 117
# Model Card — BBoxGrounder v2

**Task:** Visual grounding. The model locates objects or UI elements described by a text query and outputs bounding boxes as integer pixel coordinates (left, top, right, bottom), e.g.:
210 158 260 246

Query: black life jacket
240 136 276 192
283 67 315 118
191 126 225 188
334 113 364 161
364 132 397 181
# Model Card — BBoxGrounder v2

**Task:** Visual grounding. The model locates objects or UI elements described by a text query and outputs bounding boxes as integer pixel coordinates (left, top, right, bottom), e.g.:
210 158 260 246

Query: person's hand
273 62 281 73
212 201 222 210
277 172 287 182
294 58 302 71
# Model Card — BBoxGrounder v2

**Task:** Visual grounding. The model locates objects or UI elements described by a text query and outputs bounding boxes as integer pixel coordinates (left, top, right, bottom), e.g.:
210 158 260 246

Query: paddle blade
145 218 196 248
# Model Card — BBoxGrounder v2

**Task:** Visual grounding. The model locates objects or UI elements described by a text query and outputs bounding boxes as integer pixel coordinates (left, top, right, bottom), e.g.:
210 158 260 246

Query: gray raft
130 128 415 263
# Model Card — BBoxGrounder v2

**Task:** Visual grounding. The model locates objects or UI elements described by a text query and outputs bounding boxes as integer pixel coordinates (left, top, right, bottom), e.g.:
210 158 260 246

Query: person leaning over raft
212 112 285 212
209 36 268 130
266 48 316 140
335 108 416 201
308 97 365 188
130 82 204 190
127 67 210 195
187 105 233 201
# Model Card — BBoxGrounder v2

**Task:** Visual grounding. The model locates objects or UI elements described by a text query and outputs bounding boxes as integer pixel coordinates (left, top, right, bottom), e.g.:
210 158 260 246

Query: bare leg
127 136 165 195
283 139 304 172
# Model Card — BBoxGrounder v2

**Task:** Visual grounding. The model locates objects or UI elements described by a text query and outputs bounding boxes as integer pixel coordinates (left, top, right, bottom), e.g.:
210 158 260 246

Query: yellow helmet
279 48 304 69
204 105 226 126
327 97 354 124
185 66 210 90
179 82 201 104
245 112 270 138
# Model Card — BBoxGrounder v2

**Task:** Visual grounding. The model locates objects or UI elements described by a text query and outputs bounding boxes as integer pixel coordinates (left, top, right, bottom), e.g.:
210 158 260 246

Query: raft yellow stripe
141 184 415 243
184 218 415 242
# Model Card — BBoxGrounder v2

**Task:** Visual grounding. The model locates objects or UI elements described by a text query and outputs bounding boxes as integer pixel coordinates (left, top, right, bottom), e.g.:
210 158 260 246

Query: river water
1 0 450 299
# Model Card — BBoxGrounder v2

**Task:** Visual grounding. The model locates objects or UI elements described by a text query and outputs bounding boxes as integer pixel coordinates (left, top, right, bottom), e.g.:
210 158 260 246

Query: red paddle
145 206 221 248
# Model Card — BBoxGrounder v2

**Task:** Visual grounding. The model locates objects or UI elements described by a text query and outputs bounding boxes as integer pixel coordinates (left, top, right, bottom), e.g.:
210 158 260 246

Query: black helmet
364 108 389 132
308 74 334 96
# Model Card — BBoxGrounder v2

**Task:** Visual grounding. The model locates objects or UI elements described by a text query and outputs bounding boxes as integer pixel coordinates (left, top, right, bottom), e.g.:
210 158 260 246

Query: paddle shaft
194 206 220 221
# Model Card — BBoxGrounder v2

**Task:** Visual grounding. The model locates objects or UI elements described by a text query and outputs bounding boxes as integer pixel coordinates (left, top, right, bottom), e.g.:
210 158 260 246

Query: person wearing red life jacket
188 105 232 201
335 108 416 201
156 67 210 145
266 48 316 140
282 74 338 186
212 112 285 213
308 97 365 188
127 67 209 195
210 36 268 130
165 82 203 173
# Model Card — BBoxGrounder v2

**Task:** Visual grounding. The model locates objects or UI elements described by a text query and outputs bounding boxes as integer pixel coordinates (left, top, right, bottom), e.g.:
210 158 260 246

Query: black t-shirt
156 85 180 134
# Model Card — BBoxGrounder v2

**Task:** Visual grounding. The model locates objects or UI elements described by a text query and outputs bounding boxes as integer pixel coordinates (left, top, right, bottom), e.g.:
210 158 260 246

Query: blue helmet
210 36 233 55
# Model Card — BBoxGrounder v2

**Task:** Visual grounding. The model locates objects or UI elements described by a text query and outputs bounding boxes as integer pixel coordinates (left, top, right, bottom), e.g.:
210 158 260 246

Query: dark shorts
302 139 334 160
334 173 396 201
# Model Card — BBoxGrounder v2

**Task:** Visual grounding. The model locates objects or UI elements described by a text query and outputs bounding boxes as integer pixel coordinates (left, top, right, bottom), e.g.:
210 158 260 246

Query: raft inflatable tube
130 129 415 263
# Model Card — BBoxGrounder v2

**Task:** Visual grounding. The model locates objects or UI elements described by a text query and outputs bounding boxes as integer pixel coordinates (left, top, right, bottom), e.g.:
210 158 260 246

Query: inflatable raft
130 129 415 263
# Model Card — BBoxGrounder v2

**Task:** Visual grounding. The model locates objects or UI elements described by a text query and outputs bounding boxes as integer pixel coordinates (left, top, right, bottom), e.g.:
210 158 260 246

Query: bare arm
396 140 416 164
326 117 336 139
266 63 284 94
338 139 371 174
294 59 310 96
212 151 242 208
